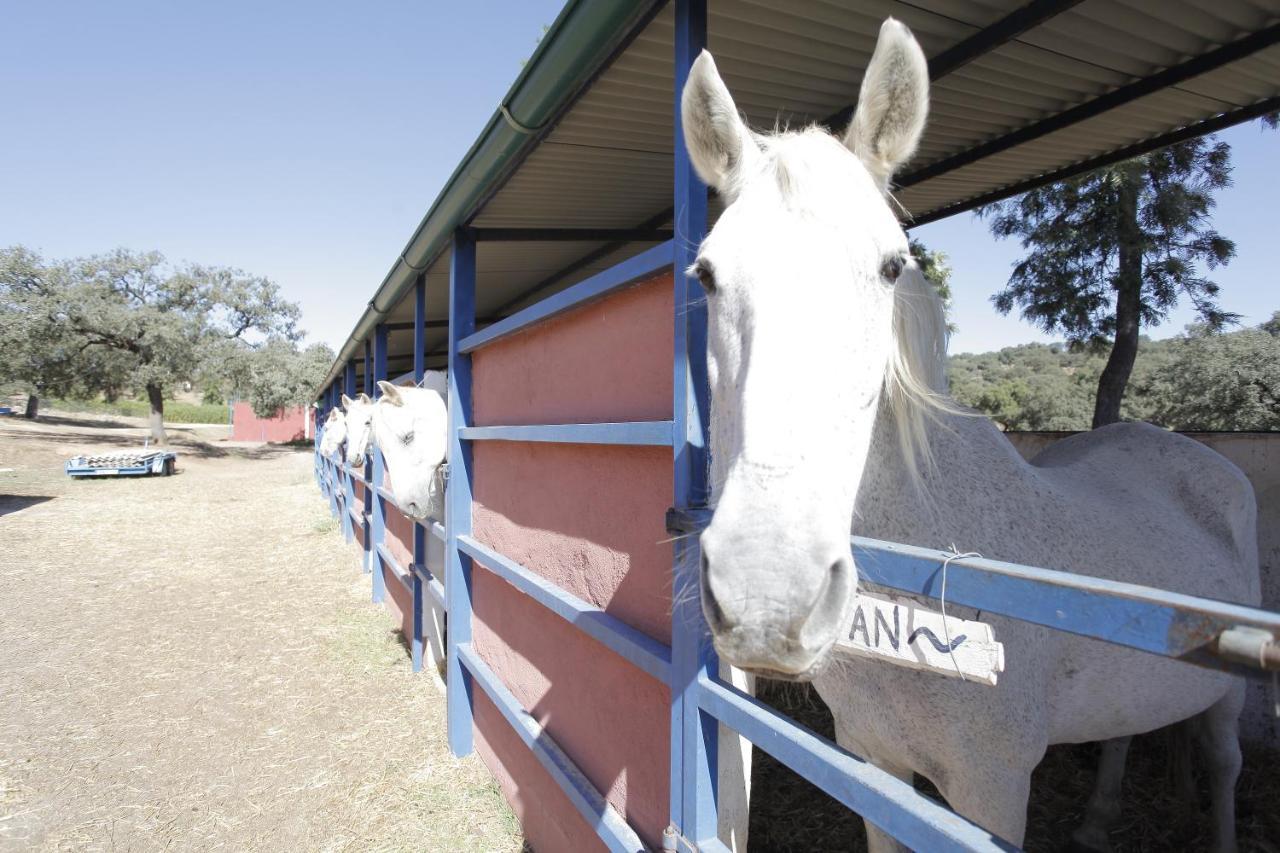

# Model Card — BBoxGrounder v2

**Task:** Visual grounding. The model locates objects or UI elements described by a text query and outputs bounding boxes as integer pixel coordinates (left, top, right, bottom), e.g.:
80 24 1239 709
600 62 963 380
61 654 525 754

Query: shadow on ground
748 682 1280 852
0 494 55 516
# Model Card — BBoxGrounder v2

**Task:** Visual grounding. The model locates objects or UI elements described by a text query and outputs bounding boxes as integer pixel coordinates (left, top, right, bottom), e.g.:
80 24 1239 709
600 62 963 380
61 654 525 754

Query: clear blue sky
2 2 1275 357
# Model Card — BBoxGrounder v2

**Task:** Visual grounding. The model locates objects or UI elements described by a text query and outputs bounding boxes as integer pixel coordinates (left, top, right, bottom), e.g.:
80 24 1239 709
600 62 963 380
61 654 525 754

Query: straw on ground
0 411 520 852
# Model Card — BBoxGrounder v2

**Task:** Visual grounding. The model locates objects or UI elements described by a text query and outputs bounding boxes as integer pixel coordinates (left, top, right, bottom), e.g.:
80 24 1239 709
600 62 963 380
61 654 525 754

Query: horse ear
844 18 928 192
681 50 759 201
341 394 354 410
358 392 371 404
377 380 404 406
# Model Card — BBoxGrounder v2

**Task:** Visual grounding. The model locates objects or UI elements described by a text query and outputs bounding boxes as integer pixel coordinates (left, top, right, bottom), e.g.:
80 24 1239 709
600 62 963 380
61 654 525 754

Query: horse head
341 392 375 467
683 19 942 680
372 378 447 521
320 407 348 459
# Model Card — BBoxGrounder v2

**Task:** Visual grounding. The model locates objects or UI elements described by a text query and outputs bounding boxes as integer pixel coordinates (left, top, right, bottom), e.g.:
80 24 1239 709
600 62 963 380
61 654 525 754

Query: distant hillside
946 312 1280 432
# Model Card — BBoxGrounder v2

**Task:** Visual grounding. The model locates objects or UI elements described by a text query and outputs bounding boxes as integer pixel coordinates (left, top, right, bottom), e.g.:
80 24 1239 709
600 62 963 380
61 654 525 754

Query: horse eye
694 262 716 295
880 254 905 283
401 431 414 445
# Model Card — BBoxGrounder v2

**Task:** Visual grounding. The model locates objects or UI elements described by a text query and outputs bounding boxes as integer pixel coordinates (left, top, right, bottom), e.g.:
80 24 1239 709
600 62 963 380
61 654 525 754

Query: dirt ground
0 412 520 852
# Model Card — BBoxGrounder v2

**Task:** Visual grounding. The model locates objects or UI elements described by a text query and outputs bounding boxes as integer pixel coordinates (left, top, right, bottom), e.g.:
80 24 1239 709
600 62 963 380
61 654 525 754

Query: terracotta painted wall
231 402 310 442
469 271 675 851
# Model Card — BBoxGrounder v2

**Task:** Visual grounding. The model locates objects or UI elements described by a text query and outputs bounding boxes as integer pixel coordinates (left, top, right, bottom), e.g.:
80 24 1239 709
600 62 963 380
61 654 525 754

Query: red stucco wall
231 402 311 442
468 271 674 851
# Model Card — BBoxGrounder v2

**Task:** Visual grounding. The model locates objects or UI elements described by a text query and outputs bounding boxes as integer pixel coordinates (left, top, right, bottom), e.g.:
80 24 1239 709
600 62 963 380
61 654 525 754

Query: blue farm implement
65 450 177 478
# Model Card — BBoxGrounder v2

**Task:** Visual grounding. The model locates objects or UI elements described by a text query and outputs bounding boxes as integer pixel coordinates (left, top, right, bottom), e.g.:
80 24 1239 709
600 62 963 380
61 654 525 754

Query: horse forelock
755 127 951 479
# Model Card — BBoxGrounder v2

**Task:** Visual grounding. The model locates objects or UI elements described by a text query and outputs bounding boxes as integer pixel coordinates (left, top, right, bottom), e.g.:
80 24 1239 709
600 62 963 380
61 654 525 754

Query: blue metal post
671 0 717 843
326 383 340 516
342 359 357 542
446 229 476 757
371 324 389 604
362 338 374 574
411 274 427 672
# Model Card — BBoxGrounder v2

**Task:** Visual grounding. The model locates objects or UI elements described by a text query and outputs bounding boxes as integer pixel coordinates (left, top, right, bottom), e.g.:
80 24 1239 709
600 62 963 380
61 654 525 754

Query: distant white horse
682 19 1258 852
319 407 347 459
341 392 375 467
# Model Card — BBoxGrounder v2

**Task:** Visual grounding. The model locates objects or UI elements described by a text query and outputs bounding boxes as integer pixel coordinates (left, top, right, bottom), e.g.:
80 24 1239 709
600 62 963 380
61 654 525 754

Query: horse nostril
798 556 855 649
700 551 730 632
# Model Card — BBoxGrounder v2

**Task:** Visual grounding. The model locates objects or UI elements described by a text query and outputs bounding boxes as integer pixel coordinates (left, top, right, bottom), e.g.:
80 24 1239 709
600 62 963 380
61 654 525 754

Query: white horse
341 392 375 467
371 372 450 673
682 19 1259 853
318 407 347 459
371 372 448 523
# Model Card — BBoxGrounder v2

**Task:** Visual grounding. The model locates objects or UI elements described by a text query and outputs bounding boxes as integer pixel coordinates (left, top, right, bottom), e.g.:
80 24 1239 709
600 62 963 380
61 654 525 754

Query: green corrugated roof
317 0 663 393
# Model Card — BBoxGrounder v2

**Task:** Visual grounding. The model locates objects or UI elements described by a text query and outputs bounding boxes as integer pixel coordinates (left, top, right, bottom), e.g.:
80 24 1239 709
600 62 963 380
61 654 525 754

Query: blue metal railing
310 0 1280 845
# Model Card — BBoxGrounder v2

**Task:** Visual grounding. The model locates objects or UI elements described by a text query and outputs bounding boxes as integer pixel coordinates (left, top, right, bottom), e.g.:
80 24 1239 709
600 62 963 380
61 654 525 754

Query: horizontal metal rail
373 484 446 539
375 543 413 595
409 561 446 611
698 675 1013 852
666 508 1280 677
456 535 671 683
340 464 371 486
346 503 362 530
456 643 646 853
460 421 673 446
457 240 674 354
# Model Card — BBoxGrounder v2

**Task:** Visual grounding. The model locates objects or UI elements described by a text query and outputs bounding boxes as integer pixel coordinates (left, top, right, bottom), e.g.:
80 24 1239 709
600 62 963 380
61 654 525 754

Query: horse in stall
318 407 347 459
341 392 375 467
371 371 450 587
680 19 1259 852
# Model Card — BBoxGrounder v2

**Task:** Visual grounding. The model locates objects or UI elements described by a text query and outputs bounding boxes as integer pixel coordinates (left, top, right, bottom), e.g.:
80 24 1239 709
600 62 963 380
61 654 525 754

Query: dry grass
749 681 1280 852
0 412 520 852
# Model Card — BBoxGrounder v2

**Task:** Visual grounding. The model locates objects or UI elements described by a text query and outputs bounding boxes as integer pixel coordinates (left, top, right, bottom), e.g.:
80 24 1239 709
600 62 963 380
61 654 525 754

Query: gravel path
0 413 519 852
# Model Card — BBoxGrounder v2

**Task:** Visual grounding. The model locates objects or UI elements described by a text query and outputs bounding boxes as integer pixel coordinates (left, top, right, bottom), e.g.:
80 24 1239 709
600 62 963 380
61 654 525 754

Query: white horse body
680 19 1259 851
818 410 1257 845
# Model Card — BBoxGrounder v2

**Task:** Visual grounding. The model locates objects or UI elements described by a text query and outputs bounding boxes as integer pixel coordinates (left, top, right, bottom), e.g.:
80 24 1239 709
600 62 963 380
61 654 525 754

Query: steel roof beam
898 23 1280 188
469 227 673 242
909 94 1280 227
823 0 1085 132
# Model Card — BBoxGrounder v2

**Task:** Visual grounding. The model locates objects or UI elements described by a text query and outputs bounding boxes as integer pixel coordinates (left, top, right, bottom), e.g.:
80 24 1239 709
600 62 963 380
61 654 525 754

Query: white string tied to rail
939 544 983 683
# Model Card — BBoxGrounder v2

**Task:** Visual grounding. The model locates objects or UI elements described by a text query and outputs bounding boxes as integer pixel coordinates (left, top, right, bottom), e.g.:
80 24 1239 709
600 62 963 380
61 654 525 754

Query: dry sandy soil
0 412 520 852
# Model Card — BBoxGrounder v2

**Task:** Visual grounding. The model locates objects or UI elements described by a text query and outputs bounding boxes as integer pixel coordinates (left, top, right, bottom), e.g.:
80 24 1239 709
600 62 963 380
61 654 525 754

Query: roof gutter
316 0 664 395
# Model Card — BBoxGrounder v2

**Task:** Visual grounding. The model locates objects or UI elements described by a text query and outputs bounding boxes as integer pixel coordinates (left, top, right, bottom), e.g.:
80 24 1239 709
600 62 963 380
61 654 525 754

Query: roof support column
342 360 357 543
411 274 428 673
446 230 477 757
371 323 389 604
362 339 374 574
670 0 718 846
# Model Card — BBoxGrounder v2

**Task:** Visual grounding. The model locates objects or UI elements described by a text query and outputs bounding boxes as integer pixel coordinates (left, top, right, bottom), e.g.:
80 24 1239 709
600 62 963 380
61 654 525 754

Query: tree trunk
146 383 168 445
24 394 38 419
1093 177 1143 429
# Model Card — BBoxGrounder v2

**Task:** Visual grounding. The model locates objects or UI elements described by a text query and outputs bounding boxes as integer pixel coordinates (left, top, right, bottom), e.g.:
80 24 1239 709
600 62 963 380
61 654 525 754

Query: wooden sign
833 589 1005 686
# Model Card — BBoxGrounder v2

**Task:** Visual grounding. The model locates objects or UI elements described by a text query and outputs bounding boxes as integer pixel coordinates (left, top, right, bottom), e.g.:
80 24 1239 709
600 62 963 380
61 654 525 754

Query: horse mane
883 257 950 480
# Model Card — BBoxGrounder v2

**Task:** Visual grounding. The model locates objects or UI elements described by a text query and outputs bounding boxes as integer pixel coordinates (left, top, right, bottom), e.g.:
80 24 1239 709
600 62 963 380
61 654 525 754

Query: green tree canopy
909 238 955 332
948 314 1280 432
0 246 304 441
219 338 335 418
980 137 1238 428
